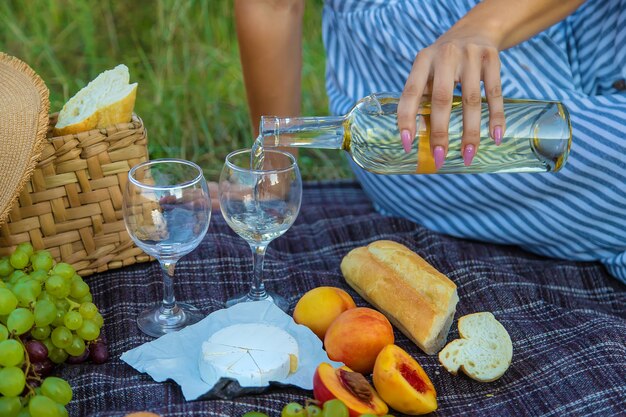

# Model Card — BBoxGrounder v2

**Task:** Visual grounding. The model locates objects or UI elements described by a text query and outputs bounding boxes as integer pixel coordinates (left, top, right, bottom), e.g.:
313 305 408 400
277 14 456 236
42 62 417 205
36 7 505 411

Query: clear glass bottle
256 92 571 174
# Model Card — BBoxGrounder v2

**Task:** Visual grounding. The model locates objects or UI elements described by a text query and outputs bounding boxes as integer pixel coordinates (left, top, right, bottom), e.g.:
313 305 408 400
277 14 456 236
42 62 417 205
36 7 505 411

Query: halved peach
373 344 437 415
313 362 389 417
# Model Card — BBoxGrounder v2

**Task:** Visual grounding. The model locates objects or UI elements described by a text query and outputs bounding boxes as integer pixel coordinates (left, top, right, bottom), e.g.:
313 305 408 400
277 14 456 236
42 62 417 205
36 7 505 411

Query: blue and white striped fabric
322 0 626 283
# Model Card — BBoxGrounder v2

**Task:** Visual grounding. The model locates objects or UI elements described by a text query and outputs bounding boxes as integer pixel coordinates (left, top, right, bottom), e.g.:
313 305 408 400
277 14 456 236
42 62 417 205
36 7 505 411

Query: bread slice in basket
53 64 137 136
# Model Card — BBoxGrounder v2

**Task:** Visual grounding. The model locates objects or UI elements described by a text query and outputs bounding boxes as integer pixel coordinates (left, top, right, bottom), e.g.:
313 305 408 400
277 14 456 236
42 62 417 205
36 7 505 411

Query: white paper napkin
120 300 341 400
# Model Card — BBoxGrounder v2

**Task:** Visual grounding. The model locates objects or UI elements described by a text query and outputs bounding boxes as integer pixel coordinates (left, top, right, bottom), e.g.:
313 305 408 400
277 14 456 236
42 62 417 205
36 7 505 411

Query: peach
313 362 389 417
324 307 394 374
373 344 437 415
293 286 356 339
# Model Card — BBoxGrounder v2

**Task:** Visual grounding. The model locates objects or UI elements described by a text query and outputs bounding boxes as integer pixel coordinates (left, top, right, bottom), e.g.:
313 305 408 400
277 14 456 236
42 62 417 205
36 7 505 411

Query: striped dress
322 0 626 283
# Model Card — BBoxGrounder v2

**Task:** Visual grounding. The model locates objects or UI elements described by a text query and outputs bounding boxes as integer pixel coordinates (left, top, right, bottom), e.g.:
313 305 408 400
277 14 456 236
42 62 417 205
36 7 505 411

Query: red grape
25 340 48 363
89 340 109 364
31 358 55 378
66 347 90 365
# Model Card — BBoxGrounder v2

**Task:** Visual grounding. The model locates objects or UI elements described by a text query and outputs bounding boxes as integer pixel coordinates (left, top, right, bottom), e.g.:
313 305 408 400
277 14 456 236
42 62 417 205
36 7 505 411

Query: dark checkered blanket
64 181 626 417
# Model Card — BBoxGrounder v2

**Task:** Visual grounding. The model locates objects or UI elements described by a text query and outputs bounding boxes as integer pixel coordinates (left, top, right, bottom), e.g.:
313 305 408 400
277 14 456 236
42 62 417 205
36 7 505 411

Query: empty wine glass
123 159 211 337
219 149 302 311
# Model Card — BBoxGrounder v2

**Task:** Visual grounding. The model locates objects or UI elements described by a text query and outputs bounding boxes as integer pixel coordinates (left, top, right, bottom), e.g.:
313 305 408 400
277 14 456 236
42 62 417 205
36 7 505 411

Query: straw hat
0 52 50 227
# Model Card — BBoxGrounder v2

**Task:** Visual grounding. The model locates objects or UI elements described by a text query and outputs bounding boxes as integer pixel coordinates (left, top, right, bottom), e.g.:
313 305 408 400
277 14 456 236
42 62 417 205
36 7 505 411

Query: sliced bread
53 64 137 136
438 312 512 382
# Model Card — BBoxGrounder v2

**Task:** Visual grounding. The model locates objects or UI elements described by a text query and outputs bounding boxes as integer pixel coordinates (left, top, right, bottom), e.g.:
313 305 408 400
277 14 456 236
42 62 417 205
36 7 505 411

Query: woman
234 0 626 283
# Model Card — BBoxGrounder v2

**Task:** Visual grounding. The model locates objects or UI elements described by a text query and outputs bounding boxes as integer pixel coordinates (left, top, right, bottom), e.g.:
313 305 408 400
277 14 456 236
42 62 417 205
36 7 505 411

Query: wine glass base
225 291 290 312
137 302 204 338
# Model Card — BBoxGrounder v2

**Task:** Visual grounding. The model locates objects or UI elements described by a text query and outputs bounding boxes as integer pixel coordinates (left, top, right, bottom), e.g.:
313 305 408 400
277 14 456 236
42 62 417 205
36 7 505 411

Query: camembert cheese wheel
199 323 299 387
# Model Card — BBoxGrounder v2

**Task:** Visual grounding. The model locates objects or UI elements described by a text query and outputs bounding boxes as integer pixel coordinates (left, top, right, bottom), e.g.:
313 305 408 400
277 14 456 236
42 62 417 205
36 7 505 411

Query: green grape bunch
242 399 397 417
0 242 109 416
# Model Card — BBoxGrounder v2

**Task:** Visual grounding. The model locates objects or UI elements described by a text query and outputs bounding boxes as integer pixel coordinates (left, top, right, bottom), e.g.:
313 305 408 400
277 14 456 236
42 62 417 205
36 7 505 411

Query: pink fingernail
463 144 476 166
401 129 412 153
493 126 503 145
433 146 446 170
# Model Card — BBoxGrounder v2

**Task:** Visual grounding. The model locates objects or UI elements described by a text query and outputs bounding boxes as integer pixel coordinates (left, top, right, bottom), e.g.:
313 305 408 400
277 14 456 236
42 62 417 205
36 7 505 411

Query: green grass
0 0 352 181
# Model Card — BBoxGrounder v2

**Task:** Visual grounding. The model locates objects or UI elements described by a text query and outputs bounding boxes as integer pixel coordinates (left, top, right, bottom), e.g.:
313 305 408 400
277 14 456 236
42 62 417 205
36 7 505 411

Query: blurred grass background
0 0 352 181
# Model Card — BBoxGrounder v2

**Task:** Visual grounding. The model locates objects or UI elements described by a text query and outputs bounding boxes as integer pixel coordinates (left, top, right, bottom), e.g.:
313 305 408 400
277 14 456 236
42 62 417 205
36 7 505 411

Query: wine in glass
123 159 211 337
219 149 302 311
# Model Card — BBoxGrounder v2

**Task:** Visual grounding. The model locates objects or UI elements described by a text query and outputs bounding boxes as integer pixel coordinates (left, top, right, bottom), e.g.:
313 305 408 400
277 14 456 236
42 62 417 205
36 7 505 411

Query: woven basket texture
0 113 151 275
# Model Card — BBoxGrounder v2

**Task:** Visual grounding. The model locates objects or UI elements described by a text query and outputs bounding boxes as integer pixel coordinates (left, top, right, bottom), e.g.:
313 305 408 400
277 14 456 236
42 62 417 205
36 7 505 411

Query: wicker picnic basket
0 113 151 275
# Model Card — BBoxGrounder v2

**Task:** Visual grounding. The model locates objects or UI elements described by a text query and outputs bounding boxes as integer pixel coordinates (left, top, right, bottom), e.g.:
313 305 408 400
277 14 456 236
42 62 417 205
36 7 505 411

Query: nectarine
373 344 437 415
293 286 356 339
313 362 388 417
324 307 394 374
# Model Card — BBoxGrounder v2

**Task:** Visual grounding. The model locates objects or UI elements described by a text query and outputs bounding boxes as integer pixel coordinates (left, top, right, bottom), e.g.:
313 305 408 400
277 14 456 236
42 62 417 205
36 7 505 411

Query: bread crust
341 240 458 355
53 84 137 136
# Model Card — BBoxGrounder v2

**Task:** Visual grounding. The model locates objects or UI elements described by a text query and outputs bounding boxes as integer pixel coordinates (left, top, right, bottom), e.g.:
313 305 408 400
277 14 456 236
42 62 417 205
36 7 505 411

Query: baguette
340 240 458 355
53 64 137 136
438 312 512 382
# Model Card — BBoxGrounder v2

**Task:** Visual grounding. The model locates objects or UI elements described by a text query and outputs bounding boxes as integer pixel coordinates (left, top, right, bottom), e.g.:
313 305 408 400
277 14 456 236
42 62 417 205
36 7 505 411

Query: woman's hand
397 0 586 170
397 28 505 169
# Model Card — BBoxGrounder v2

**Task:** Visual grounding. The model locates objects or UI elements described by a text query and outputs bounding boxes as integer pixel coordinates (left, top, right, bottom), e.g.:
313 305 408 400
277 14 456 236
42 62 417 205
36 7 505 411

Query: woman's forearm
235 0 305 137
455 0 587 50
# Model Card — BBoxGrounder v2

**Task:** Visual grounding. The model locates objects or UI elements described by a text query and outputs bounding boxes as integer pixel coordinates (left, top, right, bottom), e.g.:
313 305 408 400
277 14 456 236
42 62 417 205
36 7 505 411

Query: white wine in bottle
254 92 571 174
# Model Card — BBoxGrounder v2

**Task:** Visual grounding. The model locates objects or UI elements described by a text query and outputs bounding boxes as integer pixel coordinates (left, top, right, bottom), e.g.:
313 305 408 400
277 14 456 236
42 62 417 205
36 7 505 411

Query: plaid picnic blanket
63 181 626 417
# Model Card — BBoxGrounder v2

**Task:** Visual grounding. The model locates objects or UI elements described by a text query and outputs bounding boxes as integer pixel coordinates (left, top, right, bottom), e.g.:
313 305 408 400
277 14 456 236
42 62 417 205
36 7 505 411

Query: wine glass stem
160 260 178 313
249 244 268 300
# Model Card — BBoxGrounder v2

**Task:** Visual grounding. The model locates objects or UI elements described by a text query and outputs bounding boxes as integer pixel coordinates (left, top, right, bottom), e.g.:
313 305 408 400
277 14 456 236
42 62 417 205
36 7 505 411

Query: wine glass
219 149 302 311
123 159 211 337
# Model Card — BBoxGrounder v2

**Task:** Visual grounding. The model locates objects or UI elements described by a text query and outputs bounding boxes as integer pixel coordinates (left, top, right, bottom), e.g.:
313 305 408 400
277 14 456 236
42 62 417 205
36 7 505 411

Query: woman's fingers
397 52 432 153
429 44 458 170
460 45 483 166
399 36 503 170
482 47 505 144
